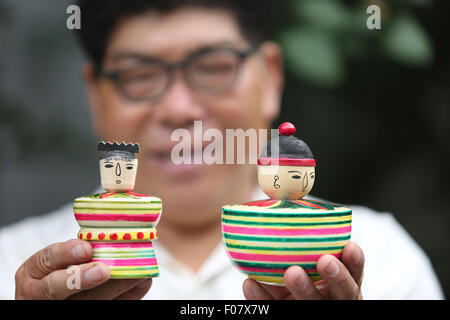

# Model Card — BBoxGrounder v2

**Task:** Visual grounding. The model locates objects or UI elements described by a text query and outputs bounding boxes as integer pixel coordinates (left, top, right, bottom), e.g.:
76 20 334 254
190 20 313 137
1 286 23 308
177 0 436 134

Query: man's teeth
153 149 204 162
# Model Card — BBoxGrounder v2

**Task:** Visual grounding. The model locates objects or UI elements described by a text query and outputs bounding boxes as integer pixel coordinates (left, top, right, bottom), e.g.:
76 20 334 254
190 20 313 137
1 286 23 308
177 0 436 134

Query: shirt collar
153 185 268 283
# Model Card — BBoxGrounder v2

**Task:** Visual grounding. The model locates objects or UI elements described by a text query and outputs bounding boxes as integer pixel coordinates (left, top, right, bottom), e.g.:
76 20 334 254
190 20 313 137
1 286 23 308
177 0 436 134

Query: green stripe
246 271 320 277
222 210 351 218
223 233 351 242
222 218 351 227
234 261 316 269
225 243 345 251
110 273 159 279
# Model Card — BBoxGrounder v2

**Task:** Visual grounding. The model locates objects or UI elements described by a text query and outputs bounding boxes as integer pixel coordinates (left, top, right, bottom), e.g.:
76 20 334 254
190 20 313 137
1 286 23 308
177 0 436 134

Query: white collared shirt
0 187 444 299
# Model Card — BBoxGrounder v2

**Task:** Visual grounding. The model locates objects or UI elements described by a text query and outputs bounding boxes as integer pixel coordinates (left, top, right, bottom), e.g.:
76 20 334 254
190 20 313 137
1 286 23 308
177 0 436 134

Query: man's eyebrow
107 41 245 63
108 51 160 64
288 171 300 173
188 41 242 54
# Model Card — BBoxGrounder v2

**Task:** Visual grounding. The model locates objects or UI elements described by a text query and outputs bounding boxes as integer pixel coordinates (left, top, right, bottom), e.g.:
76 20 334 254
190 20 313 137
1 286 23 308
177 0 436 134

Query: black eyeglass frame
100 46 259 102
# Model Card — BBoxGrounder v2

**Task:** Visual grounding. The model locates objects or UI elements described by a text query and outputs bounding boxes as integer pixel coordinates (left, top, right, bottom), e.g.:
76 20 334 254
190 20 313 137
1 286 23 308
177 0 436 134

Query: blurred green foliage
277 0 434 87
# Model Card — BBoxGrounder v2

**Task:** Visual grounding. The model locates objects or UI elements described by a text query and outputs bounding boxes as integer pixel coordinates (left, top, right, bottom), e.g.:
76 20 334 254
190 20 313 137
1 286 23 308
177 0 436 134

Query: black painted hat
258 122 315 166
98 141 140 160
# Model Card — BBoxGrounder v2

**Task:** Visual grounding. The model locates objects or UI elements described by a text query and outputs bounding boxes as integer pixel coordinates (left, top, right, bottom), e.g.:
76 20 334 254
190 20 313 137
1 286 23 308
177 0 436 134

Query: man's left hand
243 241 364 300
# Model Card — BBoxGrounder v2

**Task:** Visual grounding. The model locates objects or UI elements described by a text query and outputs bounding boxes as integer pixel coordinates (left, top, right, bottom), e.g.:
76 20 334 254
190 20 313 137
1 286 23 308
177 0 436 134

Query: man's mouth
146 148 206 177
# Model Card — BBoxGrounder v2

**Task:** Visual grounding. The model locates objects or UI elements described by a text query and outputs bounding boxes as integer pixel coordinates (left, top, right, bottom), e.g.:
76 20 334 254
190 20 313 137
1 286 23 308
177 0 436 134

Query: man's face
84 7 283 225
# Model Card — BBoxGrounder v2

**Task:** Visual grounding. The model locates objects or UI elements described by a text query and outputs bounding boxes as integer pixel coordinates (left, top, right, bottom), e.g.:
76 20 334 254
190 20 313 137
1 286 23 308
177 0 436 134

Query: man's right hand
15 239 152 300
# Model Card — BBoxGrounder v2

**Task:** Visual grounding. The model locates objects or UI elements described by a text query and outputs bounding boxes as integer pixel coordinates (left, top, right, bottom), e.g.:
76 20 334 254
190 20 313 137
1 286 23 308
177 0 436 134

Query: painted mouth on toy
116 180 121 184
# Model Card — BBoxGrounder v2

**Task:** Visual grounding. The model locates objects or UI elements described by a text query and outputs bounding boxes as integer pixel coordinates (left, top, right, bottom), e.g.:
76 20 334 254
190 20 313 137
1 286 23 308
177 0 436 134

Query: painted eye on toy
291 175 301 179
126 165 134 170
104 163 114 168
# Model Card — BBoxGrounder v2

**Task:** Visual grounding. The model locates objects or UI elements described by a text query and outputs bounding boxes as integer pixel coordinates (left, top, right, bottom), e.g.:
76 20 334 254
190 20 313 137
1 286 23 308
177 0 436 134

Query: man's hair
76 0 269 74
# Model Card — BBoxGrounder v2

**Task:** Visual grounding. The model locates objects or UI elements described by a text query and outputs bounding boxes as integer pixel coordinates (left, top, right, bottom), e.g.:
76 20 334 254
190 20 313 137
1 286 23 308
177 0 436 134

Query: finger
284 266 322 300
313 279 329 297
316 255 361 300
243 278 274 300
341 241 365 288
70 278 148 300
25 239 92 279
30 262 110 300
256 281 292 299
115 279 152 300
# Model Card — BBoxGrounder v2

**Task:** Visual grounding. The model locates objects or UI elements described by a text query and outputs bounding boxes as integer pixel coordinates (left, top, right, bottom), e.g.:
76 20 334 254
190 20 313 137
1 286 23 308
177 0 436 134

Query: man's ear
82 63 102 137
259 41 284 123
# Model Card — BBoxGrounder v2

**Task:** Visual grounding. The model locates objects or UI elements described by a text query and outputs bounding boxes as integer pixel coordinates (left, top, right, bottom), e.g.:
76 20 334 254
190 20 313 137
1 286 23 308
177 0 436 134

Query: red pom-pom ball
278 122 296 136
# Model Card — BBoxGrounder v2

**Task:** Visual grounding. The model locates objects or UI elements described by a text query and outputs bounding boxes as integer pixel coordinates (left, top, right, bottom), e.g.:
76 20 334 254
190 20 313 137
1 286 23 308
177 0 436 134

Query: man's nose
153 70 206 127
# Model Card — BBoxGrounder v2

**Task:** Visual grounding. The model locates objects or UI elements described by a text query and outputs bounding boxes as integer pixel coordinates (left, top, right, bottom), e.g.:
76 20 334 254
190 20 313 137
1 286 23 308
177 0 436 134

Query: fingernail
85 265 104 283
249 281 262 298
351 246 361 264
325 259 339 276
294 270 308 289
72 244 88 260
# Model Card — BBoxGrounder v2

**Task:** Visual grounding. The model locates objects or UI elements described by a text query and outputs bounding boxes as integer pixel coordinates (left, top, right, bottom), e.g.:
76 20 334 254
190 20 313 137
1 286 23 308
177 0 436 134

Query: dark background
0 0 448 297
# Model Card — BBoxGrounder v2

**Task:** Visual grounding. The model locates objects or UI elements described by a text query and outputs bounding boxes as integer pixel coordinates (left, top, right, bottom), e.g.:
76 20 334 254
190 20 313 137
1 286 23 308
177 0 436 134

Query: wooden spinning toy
73 141 162 278
222 122 352 285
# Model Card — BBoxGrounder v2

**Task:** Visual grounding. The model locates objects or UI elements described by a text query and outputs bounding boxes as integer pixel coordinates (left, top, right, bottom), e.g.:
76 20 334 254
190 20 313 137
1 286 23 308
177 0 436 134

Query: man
0 0 443 299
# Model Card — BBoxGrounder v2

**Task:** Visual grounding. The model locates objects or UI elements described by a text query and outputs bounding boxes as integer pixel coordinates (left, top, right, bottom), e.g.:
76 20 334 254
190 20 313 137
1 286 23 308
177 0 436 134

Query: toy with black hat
221 123 352 285
73 141 162 279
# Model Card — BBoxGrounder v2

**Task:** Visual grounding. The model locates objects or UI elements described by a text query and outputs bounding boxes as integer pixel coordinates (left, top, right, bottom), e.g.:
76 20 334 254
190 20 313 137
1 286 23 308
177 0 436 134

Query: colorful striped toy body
74 192 162 279
222 199 352 285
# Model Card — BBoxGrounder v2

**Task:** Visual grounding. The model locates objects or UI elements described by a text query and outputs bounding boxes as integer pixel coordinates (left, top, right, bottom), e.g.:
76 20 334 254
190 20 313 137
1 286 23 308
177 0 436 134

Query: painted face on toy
258 165 315 200
100 156 138 192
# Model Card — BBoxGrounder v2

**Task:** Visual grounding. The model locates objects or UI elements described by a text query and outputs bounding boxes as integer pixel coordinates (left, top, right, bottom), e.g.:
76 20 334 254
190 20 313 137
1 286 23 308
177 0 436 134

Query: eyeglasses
100 46 258 102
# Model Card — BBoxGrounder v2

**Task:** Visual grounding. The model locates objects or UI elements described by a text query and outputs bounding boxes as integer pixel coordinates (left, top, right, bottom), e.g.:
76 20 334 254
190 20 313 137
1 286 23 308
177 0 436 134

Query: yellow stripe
110 271 159 278
79 228 157 241
248 274 322 284
249 275 285 284
223 232 351 239
227 248 342 255
224 239 350 247
233 258 318 265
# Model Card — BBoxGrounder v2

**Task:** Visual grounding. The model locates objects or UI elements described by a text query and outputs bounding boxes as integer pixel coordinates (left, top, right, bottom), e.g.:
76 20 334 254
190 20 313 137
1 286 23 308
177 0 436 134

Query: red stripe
231 251 341 262
258 158 316 166
294 200 324 209
223 224 351 236
91 242 153 248
74 213 159 222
